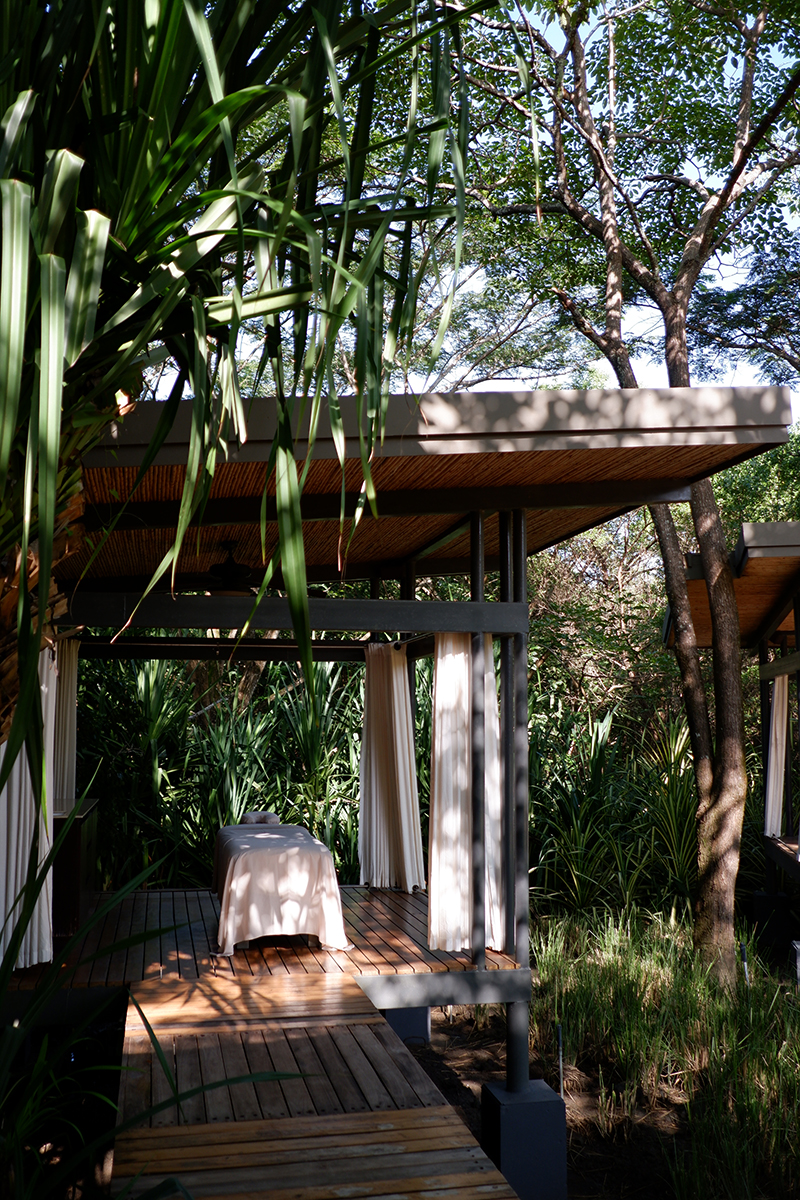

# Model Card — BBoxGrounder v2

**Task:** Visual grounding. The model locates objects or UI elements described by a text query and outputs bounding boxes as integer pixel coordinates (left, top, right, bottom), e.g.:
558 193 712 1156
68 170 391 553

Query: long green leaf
275 410 314 707
64 209 110 367
34 147 82 255
36 252 66 630
0 88 35 179
0 178 30 494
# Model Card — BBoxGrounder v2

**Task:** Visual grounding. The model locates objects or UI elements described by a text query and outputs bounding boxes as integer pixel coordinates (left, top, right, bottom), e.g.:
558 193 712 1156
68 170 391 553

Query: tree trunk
662 305 747 988
649 502 714 802
690 478 747 987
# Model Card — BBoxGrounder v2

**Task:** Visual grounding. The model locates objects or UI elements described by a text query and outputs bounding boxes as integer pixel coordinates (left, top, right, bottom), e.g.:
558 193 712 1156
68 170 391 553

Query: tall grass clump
78 655 364 888
529 702 771 919
530 909 800 1198
530 706 697 915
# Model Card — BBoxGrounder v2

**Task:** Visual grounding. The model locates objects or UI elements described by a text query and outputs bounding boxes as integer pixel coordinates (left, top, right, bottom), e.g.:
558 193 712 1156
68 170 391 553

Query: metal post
499 512 516 956
401 563 417 725
471 512 486 971
512 510 529 970
504 509 530 1096
506 1000 530 1094
792 594 800 838
760 638 777 892
759 638 770 784
370 576 381 642
786 697 793 837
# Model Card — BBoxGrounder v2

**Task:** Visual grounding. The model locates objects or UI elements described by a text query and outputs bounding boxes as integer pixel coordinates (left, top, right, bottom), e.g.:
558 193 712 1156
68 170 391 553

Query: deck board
112 1107 517 1200
764 834 800 883
111 971 520 1200
39 887 516 988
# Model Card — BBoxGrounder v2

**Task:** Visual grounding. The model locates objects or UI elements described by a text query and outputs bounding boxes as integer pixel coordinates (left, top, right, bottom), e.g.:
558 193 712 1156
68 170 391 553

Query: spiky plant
0 0 471 792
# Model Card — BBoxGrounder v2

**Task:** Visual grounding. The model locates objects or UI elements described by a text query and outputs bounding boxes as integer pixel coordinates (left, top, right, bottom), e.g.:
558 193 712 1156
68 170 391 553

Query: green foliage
526 512 683 735
711 427 800 545
0 0 470 802
530 708 740 916
688 235 800 387
77 654 366 888
530 910 800 1198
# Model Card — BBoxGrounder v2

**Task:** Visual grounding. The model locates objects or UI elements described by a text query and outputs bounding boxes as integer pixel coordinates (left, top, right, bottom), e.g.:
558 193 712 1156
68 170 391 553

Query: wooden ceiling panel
67 389 790 598
678 525 800 650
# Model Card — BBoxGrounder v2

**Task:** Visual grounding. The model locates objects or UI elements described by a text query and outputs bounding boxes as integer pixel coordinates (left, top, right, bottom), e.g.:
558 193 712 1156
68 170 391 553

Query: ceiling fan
207 542 255 596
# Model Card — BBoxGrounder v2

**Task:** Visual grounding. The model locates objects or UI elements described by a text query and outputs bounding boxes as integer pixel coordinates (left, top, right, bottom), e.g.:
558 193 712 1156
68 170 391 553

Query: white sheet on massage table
214 824 351 955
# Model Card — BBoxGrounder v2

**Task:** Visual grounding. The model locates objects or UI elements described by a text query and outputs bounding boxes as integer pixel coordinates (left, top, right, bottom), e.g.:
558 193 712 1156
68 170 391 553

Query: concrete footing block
380 1005 430 1044
481 1080 567 1200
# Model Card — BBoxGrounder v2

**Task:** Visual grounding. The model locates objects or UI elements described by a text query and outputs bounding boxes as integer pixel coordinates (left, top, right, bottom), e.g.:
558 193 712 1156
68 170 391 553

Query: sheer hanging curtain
0 649 58 967
764 673 788 838
359 642 425 892
428 632 505 952
54 637 78 810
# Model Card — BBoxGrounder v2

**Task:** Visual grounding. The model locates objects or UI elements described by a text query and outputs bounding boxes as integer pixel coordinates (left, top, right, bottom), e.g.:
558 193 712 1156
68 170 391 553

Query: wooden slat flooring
116 975 442 1129
13 887 516 989
112 1107 519 1200
111 966 519 1200
764 834 800 884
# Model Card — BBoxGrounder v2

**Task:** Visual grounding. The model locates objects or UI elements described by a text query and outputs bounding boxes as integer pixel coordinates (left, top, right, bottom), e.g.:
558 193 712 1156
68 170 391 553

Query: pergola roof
675 522 800 651
61 386 790 607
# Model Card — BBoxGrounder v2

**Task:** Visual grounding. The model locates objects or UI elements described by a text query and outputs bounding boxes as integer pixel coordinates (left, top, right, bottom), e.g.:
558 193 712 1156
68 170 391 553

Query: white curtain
764 673 788 838
0 649 58 968
359 642 425 892
428 632 505 952
53 637 78 810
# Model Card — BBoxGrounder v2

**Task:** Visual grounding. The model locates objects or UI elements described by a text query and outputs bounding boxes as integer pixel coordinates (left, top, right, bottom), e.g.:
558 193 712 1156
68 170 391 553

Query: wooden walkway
11 887 515 990
764 834 800 884
111 970 519 1200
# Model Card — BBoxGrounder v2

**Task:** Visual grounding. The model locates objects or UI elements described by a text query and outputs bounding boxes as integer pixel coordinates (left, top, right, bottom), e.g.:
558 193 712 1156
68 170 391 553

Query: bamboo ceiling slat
82 442 752 511
685 546 800 648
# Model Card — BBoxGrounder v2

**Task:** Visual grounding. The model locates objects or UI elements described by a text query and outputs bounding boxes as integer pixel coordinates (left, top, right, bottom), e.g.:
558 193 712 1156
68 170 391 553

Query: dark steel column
792 593 800 838
370 576 381 642
512 509 529 969
471 512 486 971
782 635 792 837
499 512 516 956
759 638 770 784
401 563 417 724
506 509 530 1095
759 638 777 892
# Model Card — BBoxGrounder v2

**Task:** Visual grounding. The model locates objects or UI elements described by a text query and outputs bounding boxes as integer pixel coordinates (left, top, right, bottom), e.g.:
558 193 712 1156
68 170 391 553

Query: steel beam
356 967 532 1009
68 593 529 634
78 636 367 662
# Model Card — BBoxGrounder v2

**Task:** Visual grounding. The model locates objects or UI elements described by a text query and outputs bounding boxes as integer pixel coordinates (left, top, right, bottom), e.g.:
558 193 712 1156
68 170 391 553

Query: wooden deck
111 967 519 1200
764 834 800 884
11 887 515 990
117 975 444 1129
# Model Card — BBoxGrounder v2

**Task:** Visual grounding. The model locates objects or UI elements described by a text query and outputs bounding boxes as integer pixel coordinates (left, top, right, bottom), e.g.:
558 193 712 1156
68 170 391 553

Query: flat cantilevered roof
674 521 800 651
61 385 790 597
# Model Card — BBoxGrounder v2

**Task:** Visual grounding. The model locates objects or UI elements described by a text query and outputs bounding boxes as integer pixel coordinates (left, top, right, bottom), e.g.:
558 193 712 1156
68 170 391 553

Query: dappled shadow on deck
11 887 515 990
